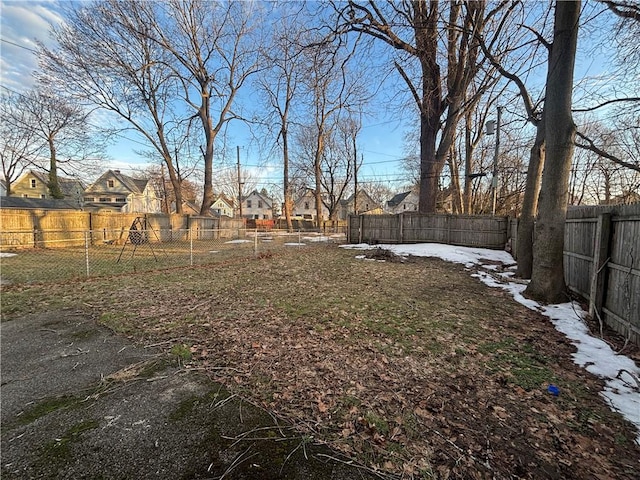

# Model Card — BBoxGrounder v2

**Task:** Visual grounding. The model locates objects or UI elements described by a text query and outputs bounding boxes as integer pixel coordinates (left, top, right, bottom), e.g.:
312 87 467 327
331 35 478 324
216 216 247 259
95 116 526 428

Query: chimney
114 170 120 174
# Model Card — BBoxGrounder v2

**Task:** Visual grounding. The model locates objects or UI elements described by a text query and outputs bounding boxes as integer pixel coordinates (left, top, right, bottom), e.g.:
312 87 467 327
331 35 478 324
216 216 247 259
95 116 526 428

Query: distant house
83 169 161 213
338 190 379 219
292 190 329 221
211 195 235 217
171 200 200 215
386 190 419 214
242 190 272 219
0 178 6 197
9 169 84 207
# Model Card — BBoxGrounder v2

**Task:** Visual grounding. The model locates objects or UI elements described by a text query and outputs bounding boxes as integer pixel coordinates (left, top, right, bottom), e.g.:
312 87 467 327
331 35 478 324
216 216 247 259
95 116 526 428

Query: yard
2 243 639 478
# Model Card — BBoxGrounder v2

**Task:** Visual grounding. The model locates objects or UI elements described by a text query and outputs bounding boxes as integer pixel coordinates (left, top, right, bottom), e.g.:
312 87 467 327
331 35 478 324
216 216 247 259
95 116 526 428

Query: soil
0 311 379 479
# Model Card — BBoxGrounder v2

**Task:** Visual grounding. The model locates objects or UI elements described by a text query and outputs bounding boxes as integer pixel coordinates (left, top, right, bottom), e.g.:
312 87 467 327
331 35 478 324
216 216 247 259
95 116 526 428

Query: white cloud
0 0 65 91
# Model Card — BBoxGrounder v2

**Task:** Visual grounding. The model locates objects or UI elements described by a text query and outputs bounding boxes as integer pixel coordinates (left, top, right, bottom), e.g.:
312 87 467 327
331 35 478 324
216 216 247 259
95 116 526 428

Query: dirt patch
2 245 639 478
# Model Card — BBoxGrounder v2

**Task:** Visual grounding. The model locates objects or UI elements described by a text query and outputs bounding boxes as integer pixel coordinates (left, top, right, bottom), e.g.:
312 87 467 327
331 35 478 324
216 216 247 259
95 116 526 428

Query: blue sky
1 0 628 196
0 0 413 191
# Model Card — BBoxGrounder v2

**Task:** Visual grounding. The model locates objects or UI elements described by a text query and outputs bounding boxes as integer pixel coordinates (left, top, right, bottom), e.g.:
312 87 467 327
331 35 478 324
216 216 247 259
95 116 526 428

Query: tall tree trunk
463 113 474 214
47 136 64 199
448 145 463 214
199 94 215 215
283 128 293 232
314 134 324 228
525 0 580 303
516 113 545 278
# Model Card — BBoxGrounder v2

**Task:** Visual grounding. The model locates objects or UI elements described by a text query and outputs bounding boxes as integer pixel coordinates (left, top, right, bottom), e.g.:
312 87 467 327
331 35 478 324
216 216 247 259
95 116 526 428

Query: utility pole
237 146 243 219
491 106 502 216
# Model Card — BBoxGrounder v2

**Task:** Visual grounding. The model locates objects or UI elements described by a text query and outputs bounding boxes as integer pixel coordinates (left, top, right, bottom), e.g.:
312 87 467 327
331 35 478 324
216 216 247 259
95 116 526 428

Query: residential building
9 169 84 207
338 190 380 219
386 190 419 214
83 169 161 213
211 195 235 217
292 190 329 221
242 190 272 219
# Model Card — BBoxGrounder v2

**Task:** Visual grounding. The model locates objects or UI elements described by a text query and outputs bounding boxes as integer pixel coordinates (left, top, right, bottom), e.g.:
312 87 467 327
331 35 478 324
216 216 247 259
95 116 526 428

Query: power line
0 37 38 54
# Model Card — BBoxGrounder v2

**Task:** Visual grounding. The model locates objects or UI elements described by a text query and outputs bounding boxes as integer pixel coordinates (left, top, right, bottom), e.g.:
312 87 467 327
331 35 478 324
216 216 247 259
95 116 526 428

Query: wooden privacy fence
0 209 244 248
563 203 640 345
348 213 509 249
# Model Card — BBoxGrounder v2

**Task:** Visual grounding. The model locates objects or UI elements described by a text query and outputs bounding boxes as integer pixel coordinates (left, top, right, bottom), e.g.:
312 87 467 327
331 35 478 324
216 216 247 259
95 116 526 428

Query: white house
292 190 329 221
84 169 161 213
242 190 272 219
386 190 419 214
211 195 235 217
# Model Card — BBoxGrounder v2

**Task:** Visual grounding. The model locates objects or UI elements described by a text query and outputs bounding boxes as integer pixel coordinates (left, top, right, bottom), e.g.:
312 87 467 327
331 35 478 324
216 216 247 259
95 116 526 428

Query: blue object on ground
547 384 560 396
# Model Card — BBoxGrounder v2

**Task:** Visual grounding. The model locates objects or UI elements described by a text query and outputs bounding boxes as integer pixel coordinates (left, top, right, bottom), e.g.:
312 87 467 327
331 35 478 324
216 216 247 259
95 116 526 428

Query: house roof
0 196 81 210
243 190 272 207
16 169 85 197
387 191 413 207
85 170 149 195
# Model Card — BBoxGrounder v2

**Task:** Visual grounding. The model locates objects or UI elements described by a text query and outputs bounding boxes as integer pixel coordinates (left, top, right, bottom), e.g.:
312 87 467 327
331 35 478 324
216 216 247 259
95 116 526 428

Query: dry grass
2 244 639 479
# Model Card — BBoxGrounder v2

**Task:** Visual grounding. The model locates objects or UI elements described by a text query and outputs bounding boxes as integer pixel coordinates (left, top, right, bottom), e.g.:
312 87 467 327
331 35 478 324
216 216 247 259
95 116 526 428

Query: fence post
255 228 258 256
358 215 363 244
84 231 90 277
398 213 404 243
189 225 194 266
589 213 611 320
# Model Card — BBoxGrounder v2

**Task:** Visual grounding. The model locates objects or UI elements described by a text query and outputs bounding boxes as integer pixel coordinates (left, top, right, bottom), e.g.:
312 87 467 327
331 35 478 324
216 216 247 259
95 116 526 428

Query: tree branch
572 97 640 112
575 130 640 172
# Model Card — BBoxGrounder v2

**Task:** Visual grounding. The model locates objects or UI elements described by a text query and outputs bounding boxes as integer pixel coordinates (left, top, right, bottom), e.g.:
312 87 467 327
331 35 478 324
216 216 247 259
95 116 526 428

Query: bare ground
2 244 639 479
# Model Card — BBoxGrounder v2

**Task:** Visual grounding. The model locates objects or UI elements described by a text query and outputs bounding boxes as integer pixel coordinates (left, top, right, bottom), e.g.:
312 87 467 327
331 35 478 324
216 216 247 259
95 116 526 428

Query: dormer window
30 179 36 188
246 200 252 208
108 179 115 188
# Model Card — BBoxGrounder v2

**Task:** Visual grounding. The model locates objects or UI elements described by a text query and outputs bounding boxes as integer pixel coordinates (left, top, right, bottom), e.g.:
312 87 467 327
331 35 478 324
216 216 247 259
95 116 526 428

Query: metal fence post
190 226 194 266
84 231 90 277
254 228 258 256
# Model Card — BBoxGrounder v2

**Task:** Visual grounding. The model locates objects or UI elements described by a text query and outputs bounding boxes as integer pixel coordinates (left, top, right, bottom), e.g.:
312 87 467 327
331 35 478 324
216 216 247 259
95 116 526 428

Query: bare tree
257 7 307 231
334 1 509 213
525 0 581 303
0 89 45 195
39 0 189 212
9 87 103 198
143 0 265 215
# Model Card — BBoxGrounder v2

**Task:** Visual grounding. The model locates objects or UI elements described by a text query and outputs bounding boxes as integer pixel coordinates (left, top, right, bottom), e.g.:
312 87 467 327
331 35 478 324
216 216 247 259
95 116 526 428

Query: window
115 197 126 202
258 201 263 208
23 194 28 198
366 203 369 210
99 197 109 202
108 179 115 188
84 197 94 202
41 194 46 199
304 202 309 210
246 200 252 208
30 179 36 188
403 204 406 210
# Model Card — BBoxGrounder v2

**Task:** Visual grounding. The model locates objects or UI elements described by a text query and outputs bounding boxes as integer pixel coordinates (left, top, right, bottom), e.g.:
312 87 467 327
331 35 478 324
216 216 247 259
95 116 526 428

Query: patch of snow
225 239 251 244
0 252 17 257
209 251 219 254
302 236 330 242
284 243 305 247
345 242 640 444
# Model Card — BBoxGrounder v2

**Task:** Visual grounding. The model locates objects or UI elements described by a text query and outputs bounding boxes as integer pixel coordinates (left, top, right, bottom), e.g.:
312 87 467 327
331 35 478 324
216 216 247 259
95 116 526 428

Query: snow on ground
0 252 18 258
284 243 306 247
342 242 640 444
225 239 252 244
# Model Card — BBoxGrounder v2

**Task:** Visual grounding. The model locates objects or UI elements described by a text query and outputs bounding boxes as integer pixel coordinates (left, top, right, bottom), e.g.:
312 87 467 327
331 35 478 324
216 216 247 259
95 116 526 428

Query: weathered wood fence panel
563 204 640 345
564 204 640 345
0 209 245 248
348 213 509 249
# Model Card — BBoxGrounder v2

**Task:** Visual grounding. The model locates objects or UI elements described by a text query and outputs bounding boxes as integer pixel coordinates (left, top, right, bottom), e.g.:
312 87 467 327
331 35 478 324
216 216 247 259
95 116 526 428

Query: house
338 190 379 219
9 169 84 207
386 190 419 214
292 190 329 221
0 178 6 197
241 190 272 219
211 195 235 217
83 169 161 213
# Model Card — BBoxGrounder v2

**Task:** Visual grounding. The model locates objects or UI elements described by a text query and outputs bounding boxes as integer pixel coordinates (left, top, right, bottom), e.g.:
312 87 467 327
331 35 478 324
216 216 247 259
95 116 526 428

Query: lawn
2 243 639 478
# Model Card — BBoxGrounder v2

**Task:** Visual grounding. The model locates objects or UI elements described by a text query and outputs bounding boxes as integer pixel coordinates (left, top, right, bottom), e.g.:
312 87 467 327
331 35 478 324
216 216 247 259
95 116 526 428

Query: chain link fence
0 228 346 285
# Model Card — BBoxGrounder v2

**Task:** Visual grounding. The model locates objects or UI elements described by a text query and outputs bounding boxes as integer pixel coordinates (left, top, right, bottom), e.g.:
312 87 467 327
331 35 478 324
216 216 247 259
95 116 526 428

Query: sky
0 0 629 198
0 0 412 191
341 241 640 446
